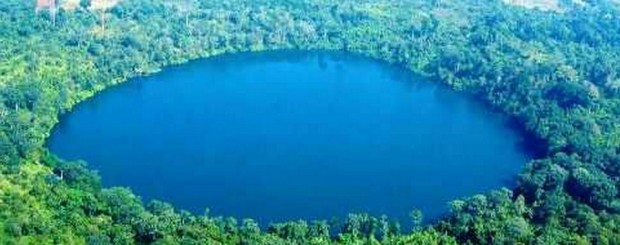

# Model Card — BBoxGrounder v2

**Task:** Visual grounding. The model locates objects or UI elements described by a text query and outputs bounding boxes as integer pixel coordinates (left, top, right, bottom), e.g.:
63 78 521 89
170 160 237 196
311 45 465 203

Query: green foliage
1 0 620 244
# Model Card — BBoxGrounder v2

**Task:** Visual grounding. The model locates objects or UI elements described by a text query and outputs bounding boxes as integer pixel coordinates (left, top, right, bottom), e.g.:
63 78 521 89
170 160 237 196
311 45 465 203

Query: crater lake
47 51 532 226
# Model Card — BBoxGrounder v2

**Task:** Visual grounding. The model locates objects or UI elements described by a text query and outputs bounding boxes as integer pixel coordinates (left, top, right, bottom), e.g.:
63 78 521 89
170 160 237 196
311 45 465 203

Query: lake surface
48 51 531 226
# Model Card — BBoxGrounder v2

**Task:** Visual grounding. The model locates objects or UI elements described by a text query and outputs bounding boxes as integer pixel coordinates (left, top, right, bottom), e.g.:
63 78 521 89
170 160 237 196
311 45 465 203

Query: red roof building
36 0 55 9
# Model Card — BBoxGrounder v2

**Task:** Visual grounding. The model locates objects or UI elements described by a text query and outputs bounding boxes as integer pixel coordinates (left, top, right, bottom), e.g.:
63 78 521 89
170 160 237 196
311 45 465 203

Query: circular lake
47 51 531 225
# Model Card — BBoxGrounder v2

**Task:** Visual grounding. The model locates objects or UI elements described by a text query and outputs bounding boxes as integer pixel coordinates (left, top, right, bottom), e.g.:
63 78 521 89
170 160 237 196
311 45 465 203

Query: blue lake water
47 51 531 226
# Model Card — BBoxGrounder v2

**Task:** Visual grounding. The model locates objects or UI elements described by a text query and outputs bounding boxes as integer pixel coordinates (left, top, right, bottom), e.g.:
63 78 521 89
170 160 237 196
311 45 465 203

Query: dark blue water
48 51 530 226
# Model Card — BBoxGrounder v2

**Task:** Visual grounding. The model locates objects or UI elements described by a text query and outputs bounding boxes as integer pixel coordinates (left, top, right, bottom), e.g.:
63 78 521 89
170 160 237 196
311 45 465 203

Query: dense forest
2 0 620 244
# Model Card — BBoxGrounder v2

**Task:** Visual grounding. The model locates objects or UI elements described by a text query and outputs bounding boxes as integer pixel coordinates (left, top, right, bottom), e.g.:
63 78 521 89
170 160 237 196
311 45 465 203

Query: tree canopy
1 0 620 244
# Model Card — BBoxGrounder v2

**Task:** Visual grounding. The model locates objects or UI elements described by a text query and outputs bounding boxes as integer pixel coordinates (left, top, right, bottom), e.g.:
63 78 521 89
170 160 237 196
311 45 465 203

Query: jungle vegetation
1 0 620 244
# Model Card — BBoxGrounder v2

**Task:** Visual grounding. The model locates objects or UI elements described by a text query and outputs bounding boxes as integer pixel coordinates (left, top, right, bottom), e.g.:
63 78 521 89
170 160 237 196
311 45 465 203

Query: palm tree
168 0 199 27
35 0 57 25
89 0 119 33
